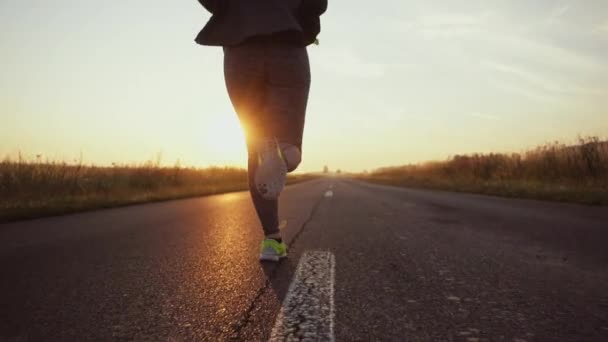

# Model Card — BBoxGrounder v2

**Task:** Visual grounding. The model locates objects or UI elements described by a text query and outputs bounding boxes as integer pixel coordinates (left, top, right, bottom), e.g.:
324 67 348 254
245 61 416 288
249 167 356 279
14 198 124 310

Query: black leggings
223 40 310 235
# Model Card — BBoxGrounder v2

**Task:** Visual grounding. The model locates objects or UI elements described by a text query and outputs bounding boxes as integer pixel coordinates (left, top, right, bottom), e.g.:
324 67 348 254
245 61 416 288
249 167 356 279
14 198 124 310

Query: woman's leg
223 42 310 241
247 145 280 236
223 43 281 237
265 45 311 172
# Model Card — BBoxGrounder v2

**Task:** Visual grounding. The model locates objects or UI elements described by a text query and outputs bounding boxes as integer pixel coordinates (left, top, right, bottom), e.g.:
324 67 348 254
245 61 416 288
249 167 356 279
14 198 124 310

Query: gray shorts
223 41 311 151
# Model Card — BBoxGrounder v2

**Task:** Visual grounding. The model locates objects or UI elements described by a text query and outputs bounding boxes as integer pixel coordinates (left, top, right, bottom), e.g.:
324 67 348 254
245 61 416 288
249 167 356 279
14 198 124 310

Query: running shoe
255 138 287 200
259 239 288 262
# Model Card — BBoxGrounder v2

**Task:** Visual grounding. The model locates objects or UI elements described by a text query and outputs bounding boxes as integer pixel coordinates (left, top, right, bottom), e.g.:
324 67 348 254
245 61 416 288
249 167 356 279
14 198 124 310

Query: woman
195 0 328 261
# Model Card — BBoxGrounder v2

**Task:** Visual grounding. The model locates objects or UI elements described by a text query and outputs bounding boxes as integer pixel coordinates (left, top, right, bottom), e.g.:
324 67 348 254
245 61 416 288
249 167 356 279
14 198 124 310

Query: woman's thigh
223 44 267 148
265 45 311 150
224 43 311 150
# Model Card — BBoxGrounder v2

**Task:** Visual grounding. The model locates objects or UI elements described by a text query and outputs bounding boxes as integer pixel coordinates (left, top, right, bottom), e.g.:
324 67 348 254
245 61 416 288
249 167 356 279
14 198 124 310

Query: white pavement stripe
269 251 336 342
324 190 334 198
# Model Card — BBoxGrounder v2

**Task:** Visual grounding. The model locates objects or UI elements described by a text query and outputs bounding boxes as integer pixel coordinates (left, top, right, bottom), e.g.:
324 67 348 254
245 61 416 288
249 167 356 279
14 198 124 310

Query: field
357 137 608 205
3 136 607 223
0 157 316 222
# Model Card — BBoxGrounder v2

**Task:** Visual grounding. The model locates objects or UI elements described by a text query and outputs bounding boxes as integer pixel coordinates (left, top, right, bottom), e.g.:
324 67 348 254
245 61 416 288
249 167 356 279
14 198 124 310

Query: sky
1 0 607 172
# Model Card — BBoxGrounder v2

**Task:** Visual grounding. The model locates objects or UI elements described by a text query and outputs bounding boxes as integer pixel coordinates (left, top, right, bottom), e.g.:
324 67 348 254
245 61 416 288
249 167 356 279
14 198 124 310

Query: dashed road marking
269 251 336 342
324 190 334 198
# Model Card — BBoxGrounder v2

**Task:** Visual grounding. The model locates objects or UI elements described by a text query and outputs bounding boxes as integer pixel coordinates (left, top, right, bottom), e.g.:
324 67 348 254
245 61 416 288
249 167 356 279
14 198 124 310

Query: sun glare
203 114 247 166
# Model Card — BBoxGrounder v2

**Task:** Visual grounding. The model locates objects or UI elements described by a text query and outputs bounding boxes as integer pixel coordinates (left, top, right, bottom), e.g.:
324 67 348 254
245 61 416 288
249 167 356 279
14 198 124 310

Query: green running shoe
259 239 288 262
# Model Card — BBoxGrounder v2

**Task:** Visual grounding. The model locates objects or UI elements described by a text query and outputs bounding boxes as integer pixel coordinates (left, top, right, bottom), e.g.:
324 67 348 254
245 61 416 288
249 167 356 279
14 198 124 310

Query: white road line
324 190 334 198
269 251 336 342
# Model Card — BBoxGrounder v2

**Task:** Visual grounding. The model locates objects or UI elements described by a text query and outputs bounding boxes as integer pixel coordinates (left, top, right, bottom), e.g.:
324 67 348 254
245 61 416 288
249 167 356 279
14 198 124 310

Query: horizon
2 1 608 172
3 135 605 175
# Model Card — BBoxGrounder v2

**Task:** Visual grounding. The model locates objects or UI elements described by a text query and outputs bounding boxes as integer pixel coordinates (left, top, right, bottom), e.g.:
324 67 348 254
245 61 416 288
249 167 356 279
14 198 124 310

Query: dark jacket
195 0 327 47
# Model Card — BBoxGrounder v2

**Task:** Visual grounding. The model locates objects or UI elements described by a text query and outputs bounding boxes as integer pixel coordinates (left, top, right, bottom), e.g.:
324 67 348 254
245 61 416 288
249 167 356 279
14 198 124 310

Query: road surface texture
1 178 607 341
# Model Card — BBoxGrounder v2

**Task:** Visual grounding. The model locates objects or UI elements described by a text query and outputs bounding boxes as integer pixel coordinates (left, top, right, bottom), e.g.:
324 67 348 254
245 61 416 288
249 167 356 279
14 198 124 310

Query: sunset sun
203 113 247 165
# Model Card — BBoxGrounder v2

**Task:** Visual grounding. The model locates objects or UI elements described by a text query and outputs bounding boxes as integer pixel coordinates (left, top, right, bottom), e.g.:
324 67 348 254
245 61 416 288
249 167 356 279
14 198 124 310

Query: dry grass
0 157 317 222
358 137 608 205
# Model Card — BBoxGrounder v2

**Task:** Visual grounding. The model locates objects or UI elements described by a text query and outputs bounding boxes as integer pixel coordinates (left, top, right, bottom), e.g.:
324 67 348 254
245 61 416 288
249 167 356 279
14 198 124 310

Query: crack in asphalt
229 189 329 340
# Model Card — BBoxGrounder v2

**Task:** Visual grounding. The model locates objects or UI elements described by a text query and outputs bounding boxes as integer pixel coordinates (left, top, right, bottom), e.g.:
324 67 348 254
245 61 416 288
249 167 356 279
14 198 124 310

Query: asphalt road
1 178 607 341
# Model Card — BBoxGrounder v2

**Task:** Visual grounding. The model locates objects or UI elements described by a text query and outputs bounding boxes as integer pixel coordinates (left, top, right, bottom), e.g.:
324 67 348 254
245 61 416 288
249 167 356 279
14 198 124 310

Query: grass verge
355 137 608 205
356 176 608 205
0 159 318 223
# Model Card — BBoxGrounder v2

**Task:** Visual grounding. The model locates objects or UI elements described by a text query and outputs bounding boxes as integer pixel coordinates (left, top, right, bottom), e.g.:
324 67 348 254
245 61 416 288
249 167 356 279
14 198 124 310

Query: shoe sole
255 140 287 200
259 254 288 262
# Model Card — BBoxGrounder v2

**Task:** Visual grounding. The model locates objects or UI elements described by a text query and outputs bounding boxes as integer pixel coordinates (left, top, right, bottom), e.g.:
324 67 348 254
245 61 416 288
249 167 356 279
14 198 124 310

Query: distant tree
336 169 342 174
323 165 329 173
